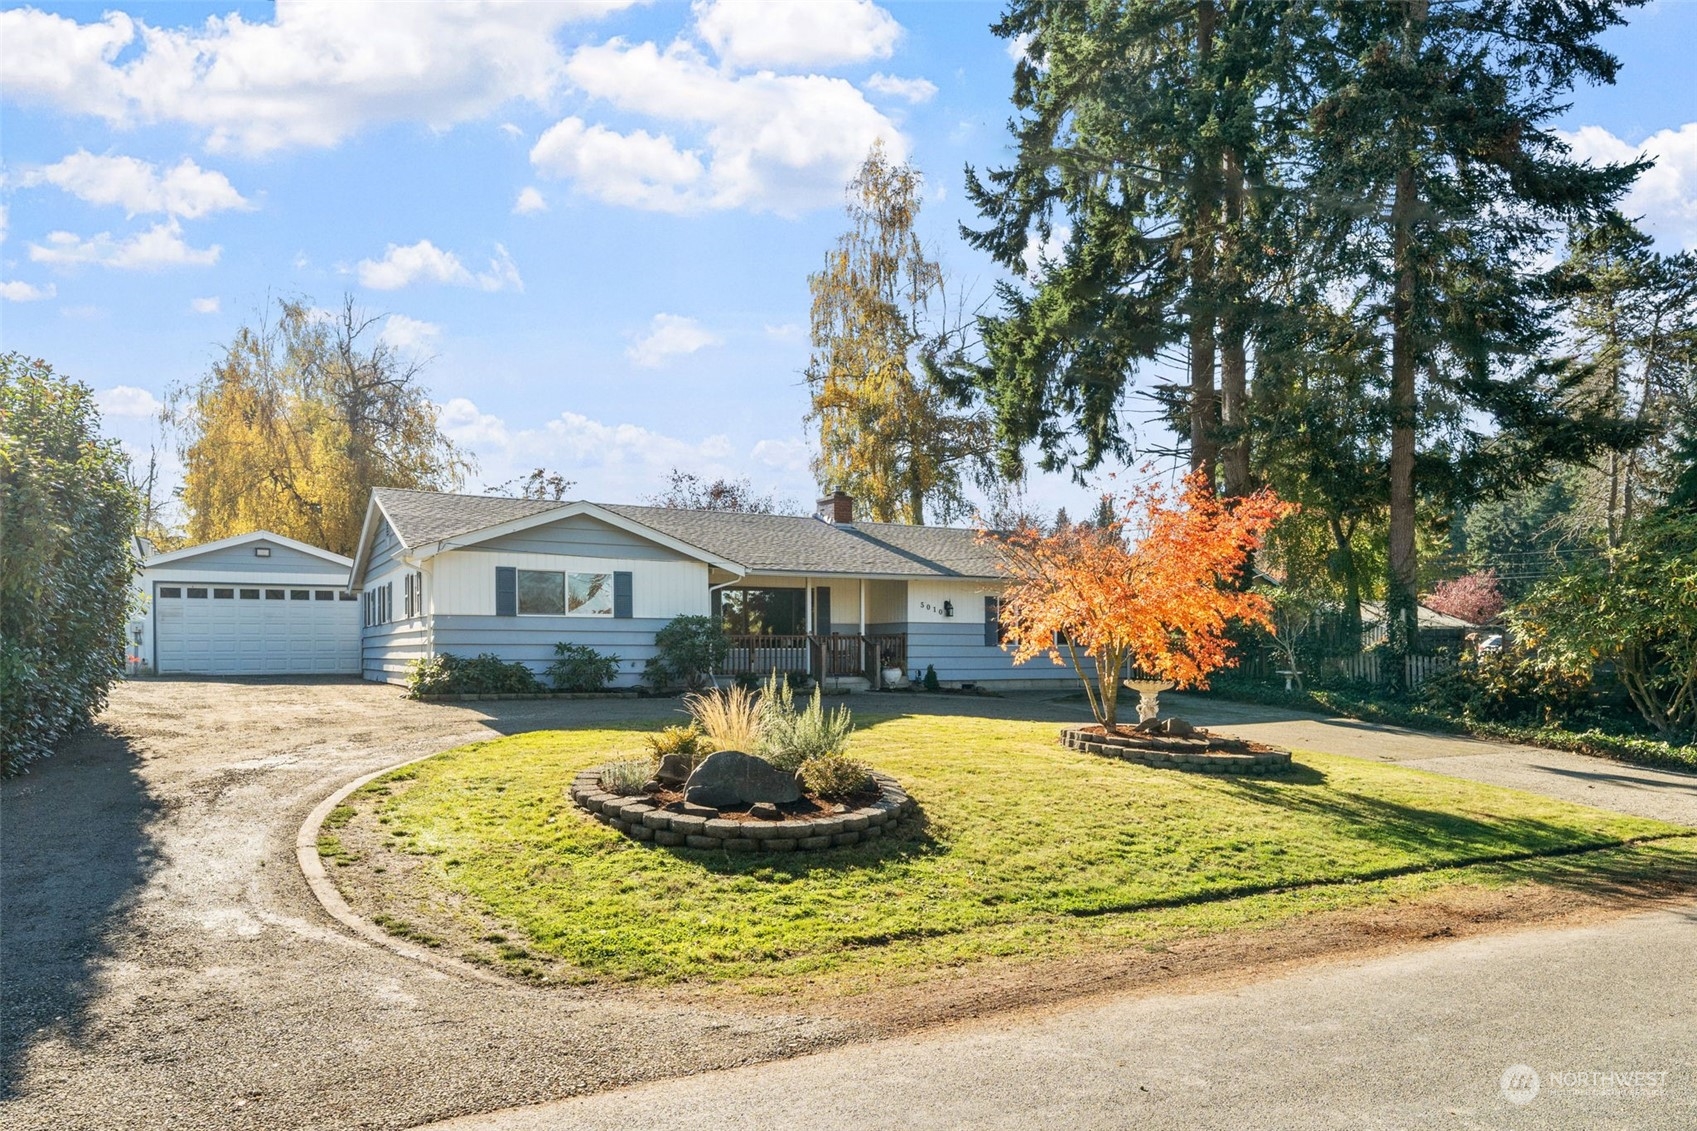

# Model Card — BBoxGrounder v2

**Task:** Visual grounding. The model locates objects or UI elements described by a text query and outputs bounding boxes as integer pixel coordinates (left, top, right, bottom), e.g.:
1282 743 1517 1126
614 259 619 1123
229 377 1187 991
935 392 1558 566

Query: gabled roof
142 530 353 569
352 488 1004 582
369 488 566 548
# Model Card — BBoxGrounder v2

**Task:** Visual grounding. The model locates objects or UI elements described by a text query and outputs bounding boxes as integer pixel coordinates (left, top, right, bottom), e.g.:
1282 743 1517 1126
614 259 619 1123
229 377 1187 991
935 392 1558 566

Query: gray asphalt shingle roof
372 488 1002 579
374 487 568 547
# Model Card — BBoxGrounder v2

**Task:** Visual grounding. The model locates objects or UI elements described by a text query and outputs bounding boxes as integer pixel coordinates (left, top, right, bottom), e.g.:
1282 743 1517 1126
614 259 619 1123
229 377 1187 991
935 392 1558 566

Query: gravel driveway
1 679 854 1131
4 680 1691 1131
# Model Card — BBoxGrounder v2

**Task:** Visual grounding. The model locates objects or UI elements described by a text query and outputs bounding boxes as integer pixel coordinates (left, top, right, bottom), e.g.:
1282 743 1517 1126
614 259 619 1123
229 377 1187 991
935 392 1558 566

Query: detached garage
137 532 361 676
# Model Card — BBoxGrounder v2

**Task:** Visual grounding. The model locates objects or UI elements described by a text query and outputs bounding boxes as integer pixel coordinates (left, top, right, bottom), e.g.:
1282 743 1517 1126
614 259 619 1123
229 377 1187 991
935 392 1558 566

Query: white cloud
19 151 249 218
0 203 8 244
189 295 221 313
1561 122 1697 250
540 39 906 214
356 239 521 292
0 280 57 302
500 122 524 138
440 395 762 500
96 385 163 418
865 73 937 104
1006 31 1034 64
626 313 721 368
0 2 637 155
512 186 548 215
28 219 220 270
531 117 705 212
379 313 442 353
750 437 809 473
694 0 902 69
1022 224 1071 279
763 322 803 340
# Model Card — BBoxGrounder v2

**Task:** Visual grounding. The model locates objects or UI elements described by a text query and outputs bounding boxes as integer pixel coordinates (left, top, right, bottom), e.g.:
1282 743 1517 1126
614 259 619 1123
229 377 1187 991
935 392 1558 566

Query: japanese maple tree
989 472 1292 731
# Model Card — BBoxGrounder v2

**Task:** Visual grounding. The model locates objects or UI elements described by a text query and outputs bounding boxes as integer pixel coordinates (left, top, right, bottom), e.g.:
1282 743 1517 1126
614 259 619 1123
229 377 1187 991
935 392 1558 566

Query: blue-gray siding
905 620 1077 683
163 538 342 577
425 614 671 687
472 514 683 560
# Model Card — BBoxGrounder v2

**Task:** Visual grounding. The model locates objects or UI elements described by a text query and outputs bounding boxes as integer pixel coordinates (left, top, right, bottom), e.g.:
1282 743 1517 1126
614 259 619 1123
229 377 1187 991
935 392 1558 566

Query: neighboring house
132 531 362 676
346 487 1077 690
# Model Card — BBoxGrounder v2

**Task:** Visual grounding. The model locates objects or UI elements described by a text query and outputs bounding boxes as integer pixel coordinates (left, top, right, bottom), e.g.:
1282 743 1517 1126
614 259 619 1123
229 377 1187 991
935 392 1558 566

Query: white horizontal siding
432 549 709 618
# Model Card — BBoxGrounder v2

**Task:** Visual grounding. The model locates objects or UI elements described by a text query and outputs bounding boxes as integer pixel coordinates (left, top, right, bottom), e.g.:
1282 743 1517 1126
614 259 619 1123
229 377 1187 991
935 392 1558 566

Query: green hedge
1195 676 1697 773
406 652 542 698
1 355 140 774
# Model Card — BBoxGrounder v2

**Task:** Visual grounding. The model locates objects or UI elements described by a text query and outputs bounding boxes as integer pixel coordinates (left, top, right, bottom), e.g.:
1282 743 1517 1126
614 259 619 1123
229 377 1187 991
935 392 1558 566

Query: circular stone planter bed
569 768 914 853
1062 724 1293 775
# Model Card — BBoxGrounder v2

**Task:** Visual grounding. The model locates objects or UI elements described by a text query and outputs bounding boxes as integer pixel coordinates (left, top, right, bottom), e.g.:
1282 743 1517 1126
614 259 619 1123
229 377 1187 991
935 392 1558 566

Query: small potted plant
879 649 906 689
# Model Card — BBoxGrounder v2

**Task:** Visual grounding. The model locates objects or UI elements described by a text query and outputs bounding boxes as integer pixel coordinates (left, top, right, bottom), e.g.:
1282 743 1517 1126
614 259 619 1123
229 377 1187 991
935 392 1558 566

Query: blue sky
3 0 1694 528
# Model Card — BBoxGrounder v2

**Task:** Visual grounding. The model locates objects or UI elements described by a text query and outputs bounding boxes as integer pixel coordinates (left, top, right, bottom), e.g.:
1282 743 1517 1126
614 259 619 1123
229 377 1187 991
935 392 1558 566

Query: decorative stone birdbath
1124 678 1175 723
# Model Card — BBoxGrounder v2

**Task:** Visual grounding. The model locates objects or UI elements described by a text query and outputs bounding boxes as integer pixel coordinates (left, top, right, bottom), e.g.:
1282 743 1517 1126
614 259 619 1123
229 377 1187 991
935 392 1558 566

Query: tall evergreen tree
1306 0 1645 686
962 1 1313 494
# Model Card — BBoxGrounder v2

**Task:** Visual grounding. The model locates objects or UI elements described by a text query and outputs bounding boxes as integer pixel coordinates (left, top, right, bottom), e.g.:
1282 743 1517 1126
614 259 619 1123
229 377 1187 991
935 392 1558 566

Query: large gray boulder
682 750 802 808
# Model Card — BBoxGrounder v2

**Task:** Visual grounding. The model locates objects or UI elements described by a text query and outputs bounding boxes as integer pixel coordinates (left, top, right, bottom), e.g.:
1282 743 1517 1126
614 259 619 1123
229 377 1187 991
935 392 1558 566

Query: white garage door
155 583 361 675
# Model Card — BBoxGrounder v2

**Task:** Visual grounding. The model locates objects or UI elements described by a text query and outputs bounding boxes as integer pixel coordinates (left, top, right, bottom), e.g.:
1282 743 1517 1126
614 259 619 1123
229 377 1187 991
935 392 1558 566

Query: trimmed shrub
800 753 872 800
644 615 729 690
2 354 140 775
546 642 621 692
406 652 541 698
922 664 941 692
644 723 706 767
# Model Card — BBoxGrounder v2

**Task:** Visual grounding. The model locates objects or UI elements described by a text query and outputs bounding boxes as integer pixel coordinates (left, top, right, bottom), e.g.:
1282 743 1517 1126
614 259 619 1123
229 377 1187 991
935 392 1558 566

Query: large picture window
719 587 806 635
517 569 613 616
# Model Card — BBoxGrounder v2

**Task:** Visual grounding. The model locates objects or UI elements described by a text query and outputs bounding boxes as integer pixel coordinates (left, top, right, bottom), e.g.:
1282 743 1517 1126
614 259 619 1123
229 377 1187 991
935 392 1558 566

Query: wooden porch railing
723 632 907 683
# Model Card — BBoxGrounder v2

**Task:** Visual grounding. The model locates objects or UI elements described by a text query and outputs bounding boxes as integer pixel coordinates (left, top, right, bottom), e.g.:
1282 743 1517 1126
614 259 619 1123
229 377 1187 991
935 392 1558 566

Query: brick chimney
816 488 854 525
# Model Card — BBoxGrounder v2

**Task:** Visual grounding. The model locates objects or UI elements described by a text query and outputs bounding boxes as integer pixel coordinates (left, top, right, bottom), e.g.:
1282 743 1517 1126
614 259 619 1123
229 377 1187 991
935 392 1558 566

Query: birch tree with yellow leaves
806 143 994 525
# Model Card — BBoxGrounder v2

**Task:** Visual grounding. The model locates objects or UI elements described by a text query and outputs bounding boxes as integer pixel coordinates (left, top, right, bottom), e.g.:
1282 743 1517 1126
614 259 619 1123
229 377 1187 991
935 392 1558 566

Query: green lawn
339 711 1694 988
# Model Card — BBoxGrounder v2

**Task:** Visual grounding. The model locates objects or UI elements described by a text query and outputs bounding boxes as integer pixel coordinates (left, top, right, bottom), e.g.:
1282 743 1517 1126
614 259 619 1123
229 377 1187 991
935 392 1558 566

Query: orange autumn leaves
987 472 1294 730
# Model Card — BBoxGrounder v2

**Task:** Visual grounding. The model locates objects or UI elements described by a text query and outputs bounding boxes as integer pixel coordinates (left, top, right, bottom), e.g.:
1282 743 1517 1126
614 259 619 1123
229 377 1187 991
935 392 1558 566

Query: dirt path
3 681 1691 1131
1 680 852 1131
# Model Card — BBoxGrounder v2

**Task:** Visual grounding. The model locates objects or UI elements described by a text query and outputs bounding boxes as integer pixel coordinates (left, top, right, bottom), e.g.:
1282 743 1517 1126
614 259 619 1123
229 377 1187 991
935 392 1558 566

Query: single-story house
346 487 1075 690
132 531 362 676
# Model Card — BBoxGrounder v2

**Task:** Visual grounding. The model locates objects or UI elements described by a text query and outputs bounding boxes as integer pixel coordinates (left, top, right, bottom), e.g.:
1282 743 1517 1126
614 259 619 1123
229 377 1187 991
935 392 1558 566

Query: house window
290 589 310 600
265 589 285 600
719 587 806 635
213 588 234 599
985 595 1007 646
239 588 260 599
187 587 208 599
159 587 182 598
314 590 334 601
516 569 612 616
402 571 424 618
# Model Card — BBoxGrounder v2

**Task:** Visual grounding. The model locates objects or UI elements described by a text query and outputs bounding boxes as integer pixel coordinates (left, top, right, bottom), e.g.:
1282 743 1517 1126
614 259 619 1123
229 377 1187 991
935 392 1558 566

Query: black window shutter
495 567 517 616
613 571 633 619
984 595 1000 646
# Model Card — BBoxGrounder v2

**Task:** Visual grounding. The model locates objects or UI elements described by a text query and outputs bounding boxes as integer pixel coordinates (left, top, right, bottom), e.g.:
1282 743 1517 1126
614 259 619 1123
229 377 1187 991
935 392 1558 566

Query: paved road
1164 693 1697 828
427 903 1697 1131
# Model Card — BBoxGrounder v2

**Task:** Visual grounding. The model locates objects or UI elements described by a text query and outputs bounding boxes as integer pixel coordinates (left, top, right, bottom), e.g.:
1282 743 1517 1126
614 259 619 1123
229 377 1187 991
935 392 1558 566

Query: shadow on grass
1219 777 1651 860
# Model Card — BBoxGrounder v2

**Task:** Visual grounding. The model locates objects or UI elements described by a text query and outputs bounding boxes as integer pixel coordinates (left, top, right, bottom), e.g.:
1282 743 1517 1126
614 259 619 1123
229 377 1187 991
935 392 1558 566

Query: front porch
722 632 908 688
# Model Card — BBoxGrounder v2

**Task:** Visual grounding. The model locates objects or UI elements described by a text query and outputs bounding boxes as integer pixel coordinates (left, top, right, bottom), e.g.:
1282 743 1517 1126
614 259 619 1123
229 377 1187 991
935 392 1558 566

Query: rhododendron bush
988 473 1293 731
